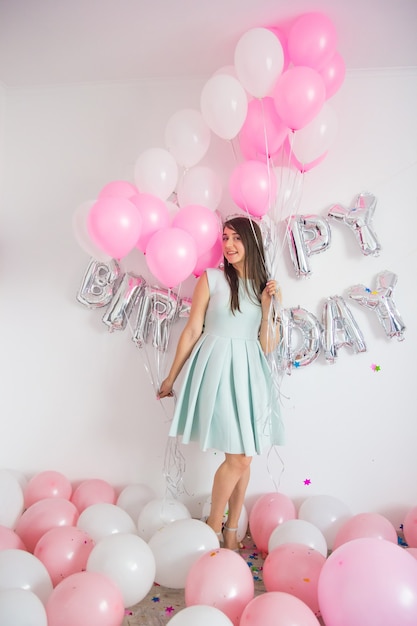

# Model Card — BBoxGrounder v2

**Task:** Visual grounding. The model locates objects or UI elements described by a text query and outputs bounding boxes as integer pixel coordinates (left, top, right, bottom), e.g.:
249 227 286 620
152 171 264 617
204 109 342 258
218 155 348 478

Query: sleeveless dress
169 268 284 456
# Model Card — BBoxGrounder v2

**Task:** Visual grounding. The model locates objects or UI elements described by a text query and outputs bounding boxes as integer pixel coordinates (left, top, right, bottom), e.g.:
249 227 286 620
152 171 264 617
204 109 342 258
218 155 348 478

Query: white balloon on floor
0 588 47 626
77 503 137 543
149 518 220 589
87 532 156 607
137 498 191 542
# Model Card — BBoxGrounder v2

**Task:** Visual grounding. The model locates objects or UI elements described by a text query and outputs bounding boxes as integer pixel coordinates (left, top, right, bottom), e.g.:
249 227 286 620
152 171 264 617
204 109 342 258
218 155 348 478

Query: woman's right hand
157 378 174 399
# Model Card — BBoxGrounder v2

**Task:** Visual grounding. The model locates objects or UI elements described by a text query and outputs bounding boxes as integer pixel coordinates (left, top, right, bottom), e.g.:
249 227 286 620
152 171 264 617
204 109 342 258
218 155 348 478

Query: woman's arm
259 280 281 354
158 272 210 398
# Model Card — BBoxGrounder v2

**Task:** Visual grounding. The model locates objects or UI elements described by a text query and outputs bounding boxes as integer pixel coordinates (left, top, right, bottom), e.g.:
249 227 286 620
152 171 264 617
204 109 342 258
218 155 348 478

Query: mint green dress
169 268 284 455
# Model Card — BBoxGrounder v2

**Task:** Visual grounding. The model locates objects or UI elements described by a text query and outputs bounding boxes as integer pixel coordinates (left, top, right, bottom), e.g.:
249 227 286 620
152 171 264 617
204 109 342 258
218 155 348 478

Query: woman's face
222 226 245 271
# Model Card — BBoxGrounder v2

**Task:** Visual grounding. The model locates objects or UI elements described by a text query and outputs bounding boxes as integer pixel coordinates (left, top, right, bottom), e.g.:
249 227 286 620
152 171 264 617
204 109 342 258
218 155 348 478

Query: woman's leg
206 453 252 549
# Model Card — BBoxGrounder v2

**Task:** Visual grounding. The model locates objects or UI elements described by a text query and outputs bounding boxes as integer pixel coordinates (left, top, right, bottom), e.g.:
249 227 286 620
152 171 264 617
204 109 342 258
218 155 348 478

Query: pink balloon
288 12 338 70
25 471 72 509
318 538 417 626
273 67 326 131
193 236 223 277
263 543 326 616
406 548 417 560
240 591 320 626
46 571 125 626
98 180 139 199
15 498 79 553
132 192 171 253
229 160 277 217
87 196 142 259
249 492 297 554
71 479 116 514
0 524 26 550
403 506 417 548
146 227 197 288
172 204 220 255
238 97 288 159
333 512 398 549
34 526 95 586
185 548 254 626
319 51 346 99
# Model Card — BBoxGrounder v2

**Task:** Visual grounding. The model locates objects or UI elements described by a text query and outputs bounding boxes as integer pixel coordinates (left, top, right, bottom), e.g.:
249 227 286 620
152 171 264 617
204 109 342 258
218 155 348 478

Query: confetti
304 478 311 485
370 363 381 372
165 606 175 615
151 596 160 603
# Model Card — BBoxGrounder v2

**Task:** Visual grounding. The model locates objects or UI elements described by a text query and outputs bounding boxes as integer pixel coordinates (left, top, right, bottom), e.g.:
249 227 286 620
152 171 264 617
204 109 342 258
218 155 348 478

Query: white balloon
268 518 328 557
0 589 47 626
87 532 155 607
149 518 219 589
235 27 284 98
134 147 179 200
200 74 248 140
177 166 223 211
116 483 155 524
72 200 111 262
0 550 53 605
137 498 191 542
0 469 24 528
77 503 137 543
167 604 234 625
292 102 338 165
298 495 351 549
165 108 211 168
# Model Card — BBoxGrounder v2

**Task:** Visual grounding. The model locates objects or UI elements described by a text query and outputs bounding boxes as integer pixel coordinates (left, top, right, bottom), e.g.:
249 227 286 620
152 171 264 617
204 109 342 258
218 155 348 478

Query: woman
158 216 284 550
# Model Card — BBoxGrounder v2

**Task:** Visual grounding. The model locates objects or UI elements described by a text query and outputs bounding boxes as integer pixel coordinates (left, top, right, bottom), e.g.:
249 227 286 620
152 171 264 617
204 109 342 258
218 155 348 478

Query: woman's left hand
262 280 281 304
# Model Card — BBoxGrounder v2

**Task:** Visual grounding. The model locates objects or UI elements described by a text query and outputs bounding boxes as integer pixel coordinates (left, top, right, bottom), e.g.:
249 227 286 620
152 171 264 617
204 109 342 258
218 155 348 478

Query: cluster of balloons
73 12 346 288
2 467 417 626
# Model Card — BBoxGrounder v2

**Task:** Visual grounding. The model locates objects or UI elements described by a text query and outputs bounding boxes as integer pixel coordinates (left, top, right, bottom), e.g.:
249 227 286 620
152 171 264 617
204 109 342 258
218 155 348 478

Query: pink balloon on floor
0 525 26 550
46 571 124 626
15 499 79 553
333 512 398 549
71 479 116 513
240 591 320 626
249 492 297 554
185 548 254 626
403 506 417 548
263 543 325 616
318 538 417 626
24 471 72 509
34 526 95 587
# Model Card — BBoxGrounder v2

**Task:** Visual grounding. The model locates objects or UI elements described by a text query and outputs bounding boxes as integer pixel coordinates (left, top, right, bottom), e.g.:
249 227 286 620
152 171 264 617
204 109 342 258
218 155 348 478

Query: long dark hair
223 216 268 313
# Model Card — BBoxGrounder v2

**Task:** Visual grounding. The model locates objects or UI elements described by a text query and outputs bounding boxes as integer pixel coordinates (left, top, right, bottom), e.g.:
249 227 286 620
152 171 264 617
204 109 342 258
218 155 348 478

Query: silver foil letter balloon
348 270 406 340
102 273 146 332
76 258 121 308
322 295 367 363
328 192 381 256
280 307 322 372
286 214 331 277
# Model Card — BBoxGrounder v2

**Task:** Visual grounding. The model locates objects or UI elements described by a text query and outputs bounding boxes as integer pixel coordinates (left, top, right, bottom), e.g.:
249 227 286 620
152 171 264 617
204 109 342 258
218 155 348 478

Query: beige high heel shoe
222 525 241 552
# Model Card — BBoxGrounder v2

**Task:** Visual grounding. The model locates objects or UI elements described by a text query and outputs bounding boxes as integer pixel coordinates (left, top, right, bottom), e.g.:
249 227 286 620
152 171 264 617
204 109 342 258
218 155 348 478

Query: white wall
1 69 416 527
